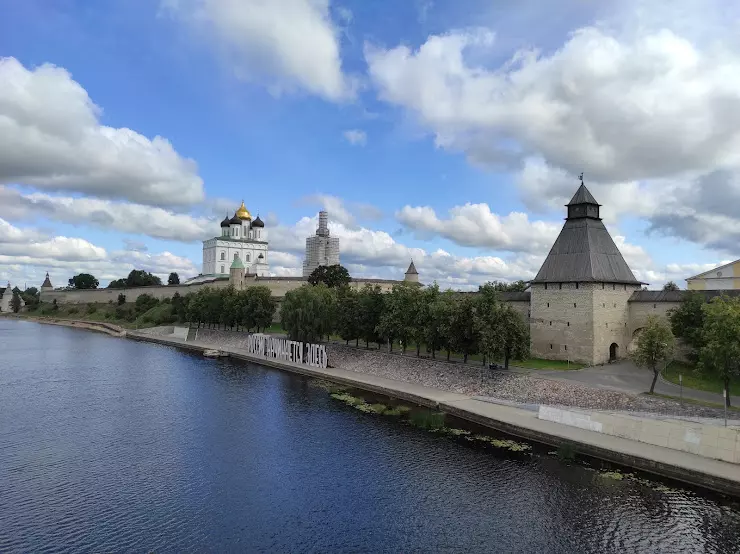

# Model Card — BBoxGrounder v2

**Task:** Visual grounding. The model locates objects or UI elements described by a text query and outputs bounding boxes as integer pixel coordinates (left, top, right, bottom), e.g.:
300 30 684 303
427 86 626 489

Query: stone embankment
129 326 740 497
6 315 125 337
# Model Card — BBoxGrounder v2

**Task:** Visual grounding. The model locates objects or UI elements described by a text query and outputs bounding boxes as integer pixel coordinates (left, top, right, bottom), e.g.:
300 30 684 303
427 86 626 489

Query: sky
2 0 740 291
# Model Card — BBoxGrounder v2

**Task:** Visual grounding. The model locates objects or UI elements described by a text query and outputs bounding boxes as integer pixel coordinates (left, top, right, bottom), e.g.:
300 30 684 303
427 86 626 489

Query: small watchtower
404 260 419 283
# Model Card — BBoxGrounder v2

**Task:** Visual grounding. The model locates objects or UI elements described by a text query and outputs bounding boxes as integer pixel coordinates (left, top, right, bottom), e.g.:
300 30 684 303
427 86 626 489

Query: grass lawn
662 360 740 397
507 358 587 370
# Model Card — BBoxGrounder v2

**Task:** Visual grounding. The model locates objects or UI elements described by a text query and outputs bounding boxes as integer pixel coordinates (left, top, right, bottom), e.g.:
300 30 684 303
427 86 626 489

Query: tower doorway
609 342 619 362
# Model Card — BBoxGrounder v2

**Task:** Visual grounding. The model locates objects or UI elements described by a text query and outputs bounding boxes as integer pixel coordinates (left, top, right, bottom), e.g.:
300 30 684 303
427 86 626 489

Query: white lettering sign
245 334 328 369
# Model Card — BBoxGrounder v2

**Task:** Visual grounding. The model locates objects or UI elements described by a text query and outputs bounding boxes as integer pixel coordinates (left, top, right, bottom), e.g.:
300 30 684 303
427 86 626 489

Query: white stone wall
539 406 740 464
591 283 641 364
530 282 595 364
203 238 269 277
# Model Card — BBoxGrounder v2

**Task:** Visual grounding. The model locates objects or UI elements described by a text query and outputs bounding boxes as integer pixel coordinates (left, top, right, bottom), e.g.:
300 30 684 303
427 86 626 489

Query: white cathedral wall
203 238 269 276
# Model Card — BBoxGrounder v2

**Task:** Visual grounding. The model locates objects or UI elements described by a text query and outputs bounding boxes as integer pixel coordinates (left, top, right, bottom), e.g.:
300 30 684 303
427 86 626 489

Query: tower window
602 283 605 289
605 323 608 328
549 321 552 326
220 265 224 273
559 283 562 290
545 283 548 290
550 344 553 350
623 284 627 291
603 303 605 308
547 302 550 308
653 304 657 309
220 252 225 260
234 253 238 260
235 228 239 237
613 284 616 290
573 303 576 308
613 303 616 308
575 282 579 289
564 345 567 351
246 254 250 262
567 322 570 326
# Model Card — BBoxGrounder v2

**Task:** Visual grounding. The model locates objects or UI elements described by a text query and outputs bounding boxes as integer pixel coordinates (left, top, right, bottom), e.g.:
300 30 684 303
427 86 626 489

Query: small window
575 283 579 289
235 228 239 237
613 284 616 290
567 322 570 327
613 303 616 308
623 284 627 291
602 303 605 308
605 323 608 328
527 311 531 318
246 254 250 262
549 321 552 326
550 344 553 350
545 283 548 290
220 265 225 273
602 283 605 289
234 253 238 260
653 303 656 309
564 345 567 351
547 302 550 308
220 252 225 260
573 303 576 308
559 283 562 290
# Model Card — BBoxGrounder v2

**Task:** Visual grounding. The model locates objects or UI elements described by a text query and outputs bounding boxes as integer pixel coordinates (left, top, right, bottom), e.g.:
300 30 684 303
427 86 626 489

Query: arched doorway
627 328 643 354
609 343 619 362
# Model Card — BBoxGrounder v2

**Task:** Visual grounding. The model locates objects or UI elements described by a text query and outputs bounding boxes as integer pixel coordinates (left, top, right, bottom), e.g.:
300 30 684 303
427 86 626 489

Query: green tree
21 286 40 308
168 272 180 285
663 281 680 291
487 280 528 292
698 295 740 407
489 304 529 369
336 286 361 346
449 294 479 363
430 290 456 361
357 285 384 348
172 292 189 323
307 264 351 288
632 315 675 394
125 269 162 287
108 279 127 289
247 286 277 332
10 289 22 313
68 273 99 289
281 284 335 343
474 283 501 366
668 291 705 359
134 293 159 315
117 293 126 305
377 283 420 353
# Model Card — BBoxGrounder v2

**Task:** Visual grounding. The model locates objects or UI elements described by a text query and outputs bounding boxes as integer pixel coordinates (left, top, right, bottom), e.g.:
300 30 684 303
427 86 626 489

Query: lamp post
679 373 683 404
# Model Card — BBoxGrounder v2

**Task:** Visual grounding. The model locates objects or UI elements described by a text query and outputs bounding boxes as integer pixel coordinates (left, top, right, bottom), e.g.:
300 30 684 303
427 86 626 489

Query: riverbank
127 327 740 498
1 314 125 337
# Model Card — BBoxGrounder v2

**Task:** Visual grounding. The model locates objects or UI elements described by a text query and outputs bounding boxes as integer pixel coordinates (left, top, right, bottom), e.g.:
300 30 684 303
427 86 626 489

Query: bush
68 307 79 315
117 293 126 305
87 304 97 314
135 293 159 315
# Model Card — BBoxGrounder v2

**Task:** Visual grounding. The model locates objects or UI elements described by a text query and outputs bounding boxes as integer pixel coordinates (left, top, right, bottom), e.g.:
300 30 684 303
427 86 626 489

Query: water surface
1 320 739 553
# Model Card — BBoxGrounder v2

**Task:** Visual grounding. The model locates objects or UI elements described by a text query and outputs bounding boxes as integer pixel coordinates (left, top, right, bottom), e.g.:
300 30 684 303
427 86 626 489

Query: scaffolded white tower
303 210 340 277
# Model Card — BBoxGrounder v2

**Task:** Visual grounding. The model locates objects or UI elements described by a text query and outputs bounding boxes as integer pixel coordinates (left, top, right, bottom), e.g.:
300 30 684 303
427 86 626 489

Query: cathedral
202 201 269 277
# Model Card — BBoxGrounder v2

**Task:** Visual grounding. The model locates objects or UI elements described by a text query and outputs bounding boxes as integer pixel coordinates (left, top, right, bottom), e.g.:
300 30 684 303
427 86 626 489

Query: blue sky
1 0 739 289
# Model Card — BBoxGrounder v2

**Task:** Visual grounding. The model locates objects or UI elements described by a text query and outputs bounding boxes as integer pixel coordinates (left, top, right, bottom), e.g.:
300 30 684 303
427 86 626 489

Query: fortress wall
628 300 682 335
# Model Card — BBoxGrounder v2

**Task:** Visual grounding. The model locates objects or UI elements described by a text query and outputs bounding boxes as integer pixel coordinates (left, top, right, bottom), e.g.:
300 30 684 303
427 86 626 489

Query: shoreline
126 330 740 499
3 314 126 337
9 317 740 498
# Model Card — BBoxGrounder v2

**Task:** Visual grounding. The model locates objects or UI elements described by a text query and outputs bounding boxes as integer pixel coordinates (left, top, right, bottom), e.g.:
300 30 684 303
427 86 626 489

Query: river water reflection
1 320 739 553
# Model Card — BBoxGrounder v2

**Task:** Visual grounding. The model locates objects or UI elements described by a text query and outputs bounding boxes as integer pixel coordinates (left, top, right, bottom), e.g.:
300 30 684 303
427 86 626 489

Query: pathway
515 360 740 406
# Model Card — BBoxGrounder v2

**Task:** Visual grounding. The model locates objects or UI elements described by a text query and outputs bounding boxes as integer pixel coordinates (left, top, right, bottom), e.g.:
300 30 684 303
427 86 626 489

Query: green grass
504 358 586 371
264 322 285 334
662 361 740 397
642 392 740 412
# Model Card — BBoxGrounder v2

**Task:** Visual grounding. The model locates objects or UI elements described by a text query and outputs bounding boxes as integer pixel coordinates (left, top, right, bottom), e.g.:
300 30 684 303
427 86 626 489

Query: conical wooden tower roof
532 184 643 285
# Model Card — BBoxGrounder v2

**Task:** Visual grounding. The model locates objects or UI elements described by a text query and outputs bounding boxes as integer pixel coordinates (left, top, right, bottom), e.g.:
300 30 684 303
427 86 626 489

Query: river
1 320 739 553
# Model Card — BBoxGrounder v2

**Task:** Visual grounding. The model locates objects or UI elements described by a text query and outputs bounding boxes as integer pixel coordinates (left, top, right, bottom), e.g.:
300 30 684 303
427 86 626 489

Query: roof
567 184 600 206
210 237 268 245
405 260 418 274
251 215 264 228
220 216 231 228
42 273 53 288
685 259 739 281
230 256 245 269
629 289 740 302
532 217 643 284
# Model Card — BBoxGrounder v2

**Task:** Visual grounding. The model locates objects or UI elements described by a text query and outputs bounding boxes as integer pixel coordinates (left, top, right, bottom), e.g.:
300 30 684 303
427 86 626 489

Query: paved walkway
128 330 740 497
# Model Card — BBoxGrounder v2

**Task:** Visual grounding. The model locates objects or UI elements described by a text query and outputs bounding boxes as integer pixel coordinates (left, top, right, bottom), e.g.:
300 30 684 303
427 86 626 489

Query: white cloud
0 186 214 242
343 129 367 146
165 0 352 100
0 218 198 288
396 203 561 253
0 57 204 206
366 26 740 183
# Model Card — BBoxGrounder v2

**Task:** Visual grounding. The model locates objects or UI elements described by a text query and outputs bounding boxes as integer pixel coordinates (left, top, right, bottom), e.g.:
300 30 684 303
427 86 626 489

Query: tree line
280 282 530 367
65 270 181 290
633 292 740 406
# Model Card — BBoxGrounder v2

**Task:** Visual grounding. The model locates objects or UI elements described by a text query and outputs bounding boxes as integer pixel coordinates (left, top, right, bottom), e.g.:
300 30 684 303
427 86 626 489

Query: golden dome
235 200 251 220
